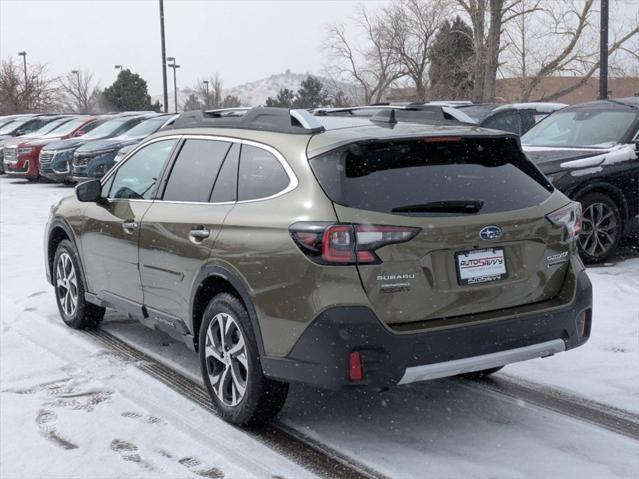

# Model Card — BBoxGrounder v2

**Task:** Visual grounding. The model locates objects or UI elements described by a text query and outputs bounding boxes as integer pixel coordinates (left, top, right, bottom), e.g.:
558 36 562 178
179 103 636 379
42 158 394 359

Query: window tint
163 139 231 202
309 138 553 216
238 145 289 201
483 112 523 135
22 119 46 133
211 143 239 203
108 139 176 200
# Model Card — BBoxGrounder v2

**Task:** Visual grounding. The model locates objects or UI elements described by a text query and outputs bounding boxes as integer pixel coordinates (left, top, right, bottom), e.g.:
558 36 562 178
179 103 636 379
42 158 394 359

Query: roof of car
156 107 518 158
566 97 639 110
492 102 566 113
306 119 516 157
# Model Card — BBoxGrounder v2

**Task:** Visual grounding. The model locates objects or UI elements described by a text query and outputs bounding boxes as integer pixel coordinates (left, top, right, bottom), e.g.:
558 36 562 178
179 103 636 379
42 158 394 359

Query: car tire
53 239 105 329
458 366 504 379
199 293 289 426
578 192 622 264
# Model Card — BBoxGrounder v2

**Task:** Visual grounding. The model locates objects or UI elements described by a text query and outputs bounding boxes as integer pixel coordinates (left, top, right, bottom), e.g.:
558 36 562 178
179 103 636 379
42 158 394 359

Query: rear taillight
546 202 582 242
290 222 420 265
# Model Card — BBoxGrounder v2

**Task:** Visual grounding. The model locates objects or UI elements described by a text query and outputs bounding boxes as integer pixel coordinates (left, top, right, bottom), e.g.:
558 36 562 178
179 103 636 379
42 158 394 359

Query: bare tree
456 0 539 102
58 70 100 113
324 6 404 104
197 73 223 109
383 0 444 100
502 0 639 101
0 59 59 114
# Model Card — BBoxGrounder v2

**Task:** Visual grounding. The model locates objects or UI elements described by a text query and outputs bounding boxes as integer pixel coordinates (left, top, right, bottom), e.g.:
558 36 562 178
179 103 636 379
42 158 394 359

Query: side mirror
15 129 25 136
74 129 86 137
75 179 104 203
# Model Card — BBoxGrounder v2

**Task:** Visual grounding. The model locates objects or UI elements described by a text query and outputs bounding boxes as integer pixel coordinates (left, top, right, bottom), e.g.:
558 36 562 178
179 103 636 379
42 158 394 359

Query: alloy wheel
56 252 78 317
579 202 618 257
204 312 249 407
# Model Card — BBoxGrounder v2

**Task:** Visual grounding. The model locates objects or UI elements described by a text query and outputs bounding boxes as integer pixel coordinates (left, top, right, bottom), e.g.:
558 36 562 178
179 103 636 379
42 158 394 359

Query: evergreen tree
265 88 295 108
330 90 351 107
222 95 241 108
293 75 328 108
428 17 474 100
183 93 203 111
100 69 156 111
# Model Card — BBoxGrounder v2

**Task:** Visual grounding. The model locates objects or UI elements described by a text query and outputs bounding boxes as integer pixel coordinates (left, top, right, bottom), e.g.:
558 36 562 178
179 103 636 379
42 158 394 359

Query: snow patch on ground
507 259 639 413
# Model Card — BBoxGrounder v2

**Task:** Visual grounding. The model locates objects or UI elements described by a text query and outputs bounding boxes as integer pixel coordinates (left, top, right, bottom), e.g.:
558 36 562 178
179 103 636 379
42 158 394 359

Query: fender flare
189 265 266 356
46 218 86 284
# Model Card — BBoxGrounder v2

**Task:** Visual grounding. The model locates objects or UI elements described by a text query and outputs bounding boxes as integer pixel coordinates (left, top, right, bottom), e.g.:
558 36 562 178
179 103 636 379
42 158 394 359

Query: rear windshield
309 137 553 216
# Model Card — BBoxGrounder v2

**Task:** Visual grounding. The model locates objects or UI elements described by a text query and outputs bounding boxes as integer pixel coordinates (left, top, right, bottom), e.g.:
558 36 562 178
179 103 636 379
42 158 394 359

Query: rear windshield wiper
392 200 484 214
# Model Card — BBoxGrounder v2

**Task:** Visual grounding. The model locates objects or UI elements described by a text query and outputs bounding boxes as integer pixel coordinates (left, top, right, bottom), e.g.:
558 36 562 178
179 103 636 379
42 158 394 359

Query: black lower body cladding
262 271 593 389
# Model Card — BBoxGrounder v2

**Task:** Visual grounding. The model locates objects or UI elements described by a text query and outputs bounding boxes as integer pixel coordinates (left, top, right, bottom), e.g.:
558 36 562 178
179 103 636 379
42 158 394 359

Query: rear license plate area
455 247 507 285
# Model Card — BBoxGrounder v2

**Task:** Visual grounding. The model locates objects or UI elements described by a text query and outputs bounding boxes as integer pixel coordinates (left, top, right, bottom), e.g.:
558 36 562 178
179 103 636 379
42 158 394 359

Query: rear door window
309 137 553 216
163 139 231 202
238 145 290 201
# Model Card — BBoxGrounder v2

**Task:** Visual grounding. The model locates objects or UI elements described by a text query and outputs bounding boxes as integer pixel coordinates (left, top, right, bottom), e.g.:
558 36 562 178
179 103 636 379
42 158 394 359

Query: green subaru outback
45 107 592 425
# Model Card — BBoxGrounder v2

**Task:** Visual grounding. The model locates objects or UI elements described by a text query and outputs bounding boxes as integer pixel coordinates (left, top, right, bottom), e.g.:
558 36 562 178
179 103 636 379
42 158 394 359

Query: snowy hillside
153 70 354 109
223 70 320 106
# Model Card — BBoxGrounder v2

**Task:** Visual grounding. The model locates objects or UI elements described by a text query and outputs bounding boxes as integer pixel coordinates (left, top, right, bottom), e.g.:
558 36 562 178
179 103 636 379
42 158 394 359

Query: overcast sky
1 0 637 96
0 0 388 95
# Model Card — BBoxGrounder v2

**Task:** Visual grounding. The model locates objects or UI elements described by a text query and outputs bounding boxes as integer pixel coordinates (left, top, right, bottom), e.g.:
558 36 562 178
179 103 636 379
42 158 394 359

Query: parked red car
3 116 100 180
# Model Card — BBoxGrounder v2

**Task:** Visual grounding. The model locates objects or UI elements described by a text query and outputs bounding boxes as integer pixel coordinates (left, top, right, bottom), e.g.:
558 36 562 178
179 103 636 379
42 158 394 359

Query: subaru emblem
479 225 502 241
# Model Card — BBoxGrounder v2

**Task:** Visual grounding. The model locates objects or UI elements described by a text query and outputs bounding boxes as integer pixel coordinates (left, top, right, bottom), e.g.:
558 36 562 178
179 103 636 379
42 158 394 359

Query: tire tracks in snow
448 375 639 441
86 328 388 479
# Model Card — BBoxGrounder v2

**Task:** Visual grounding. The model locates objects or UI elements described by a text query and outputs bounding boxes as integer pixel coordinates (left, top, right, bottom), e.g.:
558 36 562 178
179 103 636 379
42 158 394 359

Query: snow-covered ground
507 258 639 414
1 177 638 478
0 182 314 479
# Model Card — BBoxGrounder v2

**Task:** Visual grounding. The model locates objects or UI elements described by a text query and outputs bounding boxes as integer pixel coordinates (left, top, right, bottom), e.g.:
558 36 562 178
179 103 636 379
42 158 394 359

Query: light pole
18 51 28 110
203 80 209 109
71 69 80 84
599 0 609 100
114 64 123 74
167 57 180 113
159 0 169 113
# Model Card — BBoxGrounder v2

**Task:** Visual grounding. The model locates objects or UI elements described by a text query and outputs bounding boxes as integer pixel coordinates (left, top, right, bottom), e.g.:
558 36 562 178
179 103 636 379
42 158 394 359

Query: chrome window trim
101 133 299 206
105 198 154 204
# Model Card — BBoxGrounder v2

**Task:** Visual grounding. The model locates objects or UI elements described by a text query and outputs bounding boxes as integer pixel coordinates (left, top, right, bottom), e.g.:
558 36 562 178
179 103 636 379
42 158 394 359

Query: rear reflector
348 351 364 381
579 308 592 337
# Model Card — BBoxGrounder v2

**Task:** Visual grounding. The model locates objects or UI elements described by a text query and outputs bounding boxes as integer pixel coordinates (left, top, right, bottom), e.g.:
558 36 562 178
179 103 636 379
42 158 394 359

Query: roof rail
169 107 325 134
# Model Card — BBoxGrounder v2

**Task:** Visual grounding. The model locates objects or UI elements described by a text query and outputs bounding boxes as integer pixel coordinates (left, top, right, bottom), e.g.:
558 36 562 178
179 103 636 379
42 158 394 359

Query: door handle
189 227 210 242
122 220 138 234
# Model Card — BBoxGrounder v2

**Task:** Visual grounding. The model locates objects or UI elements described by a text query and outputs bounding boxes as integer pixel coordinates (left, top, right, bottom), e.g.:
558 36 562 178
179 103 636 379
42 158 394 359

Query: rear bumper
262 270 592 389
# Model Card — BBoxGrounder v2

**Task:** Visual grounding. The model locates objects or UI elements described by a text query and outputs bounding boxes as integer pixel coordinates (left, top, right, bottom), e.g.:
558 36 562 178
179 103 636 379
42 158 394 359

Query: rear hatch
308 135 572 326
